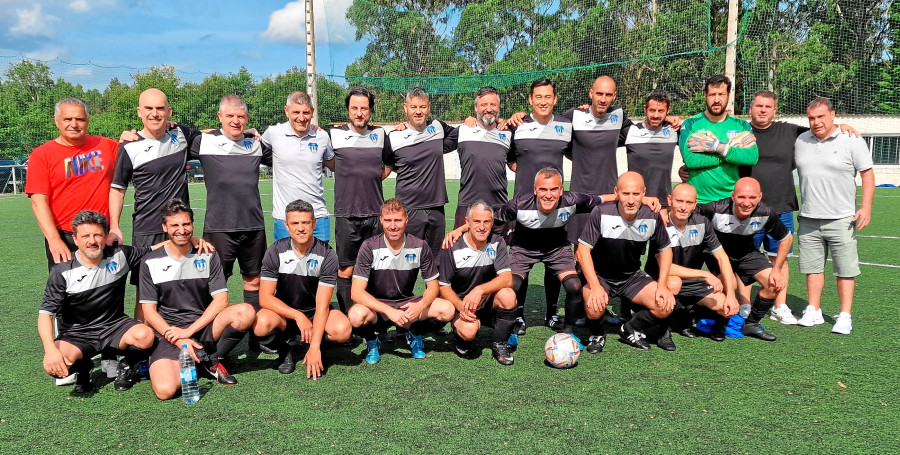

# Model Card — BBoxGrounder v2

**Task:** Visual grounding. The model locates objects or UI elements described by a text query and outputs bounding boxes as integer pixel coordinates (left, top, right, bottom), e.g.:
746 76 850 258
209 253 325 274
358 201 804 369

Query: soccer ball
544 333 582 368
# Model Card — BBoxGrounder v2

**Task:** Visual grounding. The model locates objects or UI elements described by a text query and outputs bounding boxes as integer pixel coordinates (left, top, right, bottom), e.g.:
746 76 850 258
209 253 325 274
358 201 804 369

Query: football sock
213 326 247 365
493 307 518 343
336 276 352 314
513 273 527 320
123 343 154 365
256 329 283 352
544 273 561 318
409 320 429 337
627 309 660 333
355 323 377 342
587 313 606 337
747 294 775 324
561 274 583 328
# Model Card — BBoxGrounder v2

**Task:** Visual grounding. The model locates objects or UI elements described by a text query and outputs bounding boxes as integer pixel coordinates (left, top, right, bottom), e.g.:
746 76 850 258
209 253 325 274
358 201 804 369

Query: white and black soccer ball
544 333 582 368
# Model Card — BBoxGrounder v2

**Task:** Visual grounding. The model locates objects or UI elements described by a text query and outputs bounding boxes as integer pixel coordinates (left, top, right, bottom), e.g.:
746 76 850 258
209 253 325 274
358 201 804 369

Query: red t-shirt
26 135 119 231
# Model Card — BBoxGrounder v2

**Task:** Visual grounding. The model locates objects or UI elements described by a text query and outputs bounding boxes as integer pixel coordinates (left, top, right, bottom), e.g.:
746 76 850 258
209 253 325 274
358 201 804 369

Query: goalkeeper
679 75 759 204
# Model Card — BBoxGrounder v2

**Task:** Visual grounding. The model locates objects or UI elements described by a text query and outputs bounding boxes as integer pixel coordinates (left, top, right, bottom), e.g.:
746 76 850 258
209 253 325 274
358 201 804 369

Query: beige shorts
797 216 860 278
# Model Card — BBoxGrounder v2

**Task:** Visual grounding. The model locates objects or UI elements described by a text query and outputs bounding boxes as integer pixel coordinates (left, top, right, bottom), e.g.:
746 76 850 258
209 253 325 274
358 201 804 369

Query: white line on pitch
828 259 900 269
858 235 900 239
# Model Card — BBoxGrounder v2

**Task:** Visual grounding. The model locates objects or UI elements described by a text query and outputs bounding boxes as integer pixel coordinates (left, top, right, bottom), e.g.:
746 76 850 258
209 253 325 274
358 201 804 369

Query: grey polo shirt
261 122 335 220
794 127 873 220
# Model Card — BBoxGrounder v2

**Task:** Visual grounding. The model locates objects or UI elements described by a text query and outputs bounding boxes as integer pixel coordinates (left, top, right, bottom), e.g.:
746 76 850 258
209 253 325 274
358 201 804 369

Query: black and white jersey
330 125 387 217
564 107 632 195
191 130 269 232
260 237 338 313
40 246 148 336
112 125 201 235
447 124 511 207
496 191 601 252
645 212 722 279
578 203 669 281
438 234 511 298
507 115 572 197
384 119 456 209
623 122 678 207
698 198 790 259
139 246 228 328
353 234 438 303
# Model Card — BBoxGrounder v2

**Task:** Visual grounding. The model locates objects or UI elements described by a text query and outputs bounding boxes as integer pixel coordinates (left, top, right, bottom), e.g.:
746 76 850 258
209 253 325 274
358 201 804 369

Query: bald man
697 177 792 341
576 172 675 352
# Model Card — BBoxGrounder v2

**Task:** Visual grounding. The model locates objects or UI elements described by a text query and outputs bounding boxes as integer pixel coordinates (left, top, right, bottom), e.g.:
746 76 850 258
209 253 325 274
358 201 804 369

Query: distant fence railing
1 164 27 194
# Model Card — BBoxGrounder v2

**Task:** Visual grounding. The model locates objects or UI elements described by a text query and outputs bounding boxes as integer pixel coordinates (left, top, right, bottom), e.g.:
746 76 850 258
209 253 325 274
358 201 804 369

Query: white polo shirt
261 122 334 220
794 127 873 220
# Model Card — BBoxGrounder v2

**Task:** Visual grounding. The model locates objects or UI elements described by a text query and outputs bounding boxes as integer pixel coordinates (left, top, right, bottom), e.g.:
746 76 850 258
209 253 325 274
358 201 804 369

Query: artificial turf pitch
0 180 897 454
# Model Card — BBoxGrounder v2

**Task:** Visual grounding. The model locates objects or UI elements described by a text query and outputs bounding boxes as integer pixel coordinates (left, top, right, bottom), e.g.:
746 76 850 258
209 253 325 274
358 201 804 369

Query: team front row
40 168 792 399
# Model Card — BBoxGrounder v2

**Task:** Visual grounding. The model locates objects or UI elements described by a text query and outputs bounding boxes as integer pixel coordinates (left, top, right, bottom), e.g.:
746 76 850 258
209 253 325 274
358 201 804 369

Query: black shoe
249 338 279 355
73 370 93 394
656 330 677 351
513 318 527 336
343 334 362 347
741 322 777 341
208 363 238 385
491 342 514 365
677 327 698 338
454 336 475 358
545 315 565 332
619 325 651 351
114 359 139 392
586 335 606 354
277 342 298 374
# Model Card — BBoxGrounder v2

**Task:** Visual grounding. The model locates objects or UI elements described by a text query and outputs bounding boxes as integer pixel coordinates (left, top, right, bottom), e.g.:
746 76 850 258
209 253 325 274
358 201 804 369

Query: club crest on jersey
306 258 319 271
498 133 507 140
662 127 671 138
169 134 178 144
558 211 570 222
727 130 740 139
486 247 496 259
308 142 319 153
105 261 119 274
689 229 699 239
750 221 762 230
243 140 253 150
369 133 378 142
554 125 565 135
193 258 207 272
404 253 417 263
637 224 649 234
426 125 436 134
610 114 619 124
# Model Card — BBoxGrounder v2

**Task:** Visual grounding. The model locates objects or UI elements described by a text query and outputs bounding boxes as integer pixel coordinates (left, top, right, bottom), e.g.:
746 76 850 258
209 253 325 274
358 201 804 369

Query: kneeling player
38 211 157 393
647 183 739 346
141 199 256 400
438 201 517 365
698 178 791 341
348 198 455 363
576 172 676 352
257 199 351 379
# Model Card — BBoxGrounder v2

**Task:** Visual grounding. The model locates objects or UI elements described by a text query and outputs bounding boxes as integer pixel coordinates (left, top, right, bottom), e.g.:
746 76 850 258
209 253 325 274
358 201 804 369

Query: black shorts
709 251 773 286
592 270 655 301
130 232 169 285
280 309 320 337
406 207 446 257
335 216 382 267
676 279 715 303
370 296 422 329
509 245 576 278
149 323 217 364
56 316 140 359
44 229 78 272
203 230 267 278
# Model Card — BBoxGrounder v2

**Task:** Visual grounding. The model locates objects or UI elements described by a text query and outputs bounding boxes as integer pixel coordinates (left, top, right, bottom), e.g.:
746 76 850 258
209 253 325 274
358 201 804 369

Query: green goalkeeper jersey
679 112 758 204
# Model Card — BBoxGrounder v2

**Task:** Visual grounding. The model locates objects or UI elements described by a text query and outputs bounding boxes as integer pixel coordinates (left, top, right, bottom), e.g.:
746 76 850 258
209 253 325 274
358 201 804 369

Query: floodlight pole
305 0 319 126
724 0 738 113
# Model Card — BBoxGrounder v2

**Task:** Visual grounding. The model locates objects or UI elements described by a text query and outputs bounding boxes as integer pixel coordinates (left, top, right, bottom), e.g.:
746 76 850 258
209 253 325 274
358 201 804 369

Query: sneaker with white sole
832 312 852 335
55 373 76 386
101 358 119 379
769 305 798 325
797 306 825 327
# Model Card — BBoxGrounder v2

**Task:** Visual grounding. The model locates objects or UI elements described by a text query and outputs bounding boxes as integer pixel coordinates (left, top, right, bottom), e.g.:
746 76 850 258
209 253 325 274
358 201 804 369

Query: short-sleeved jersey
447 124 511 207
564 107 632 195
698 198 790 260
507 115 573 197
496 191 601 252
645 213 722 279
40 245 148 336
794 128 874 220
26 136 119 231
330 125 387 217
191 130 268 232
438 234 511 297
111 126 200 235
623 122 679 207
260 237 338 313
384 119 456 210
139 246 228 328
261 122 335 220
578 203 670 281
746 122 805 214
679 113 759 204
353 234 438 303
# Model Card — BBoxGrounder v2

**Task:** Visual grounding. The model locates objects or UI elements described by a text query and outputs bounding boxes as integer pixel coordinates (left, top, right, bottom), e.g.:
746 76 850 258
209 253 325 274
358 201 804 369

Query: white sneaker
101 359 118 379
832 312 852 335
55 373 76 386
797 306 825 327
769 305 798 325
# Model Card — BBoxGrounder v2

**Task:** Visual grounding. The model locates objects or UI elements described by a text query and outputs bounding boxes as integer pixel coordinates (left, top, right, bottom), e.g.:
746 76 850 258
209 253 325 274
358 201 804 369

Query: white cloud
64 66 93 77
10 4 60 37
262 0 354 45
69 0 89 12
68 0 118 13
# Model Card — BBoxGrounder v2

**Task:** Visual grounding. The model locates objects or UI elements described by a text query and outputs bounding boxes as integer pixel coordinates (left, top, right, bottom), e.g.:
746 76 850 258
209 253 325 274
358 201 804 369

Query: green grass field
1 180 898 454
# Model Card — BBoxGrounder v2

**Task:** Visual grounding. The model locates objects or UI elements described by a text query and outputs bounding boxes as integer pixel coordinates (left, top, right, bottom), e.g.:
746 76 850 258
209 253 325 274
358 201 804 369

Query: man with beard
623 90 680 208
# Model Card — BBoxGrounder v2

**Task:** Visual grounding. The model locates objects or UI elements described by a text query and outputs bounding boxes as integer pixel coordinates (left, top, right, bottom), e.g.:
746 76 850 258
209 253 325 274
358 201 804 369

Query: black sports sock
747 294 775 324
408 320 429 337
544 273 561 318
513 274 527 320
627 309 660 333
213 326 247 365
256 329 284 352
336 276 352 314
243 289 260 308
561 275 583 327
493 307 518 343
355 323 377 342
123 343 153 365
587 313 606 337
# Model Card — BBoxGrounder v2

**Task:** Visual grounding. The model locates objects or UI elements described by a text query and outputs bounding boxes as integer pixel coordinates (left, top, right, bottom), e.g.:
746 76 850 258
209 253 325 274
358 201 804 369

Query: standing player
348 198 455 363
647 184 740 345
438 201 517 365
697 177 792 341
38 211 157 393
256 200 352 379
141 200 255 400
330 87 391 314
262 91 334 242
623 90 680 208
680 75 759 204
383 87 456 256
576 172 675 352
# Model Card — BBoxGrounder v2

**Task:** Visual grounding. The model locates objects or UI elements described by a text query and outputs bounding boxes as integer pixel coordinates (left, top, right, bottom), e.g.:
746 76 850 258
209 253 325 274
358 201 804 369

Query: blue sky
0 0 363 88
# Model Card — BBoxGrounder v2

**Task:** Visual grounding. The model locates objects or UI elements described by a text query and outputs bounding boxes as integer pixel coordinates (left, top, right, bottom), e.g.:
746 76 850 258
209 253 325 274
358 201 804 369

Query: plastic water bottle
179 344 200 404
